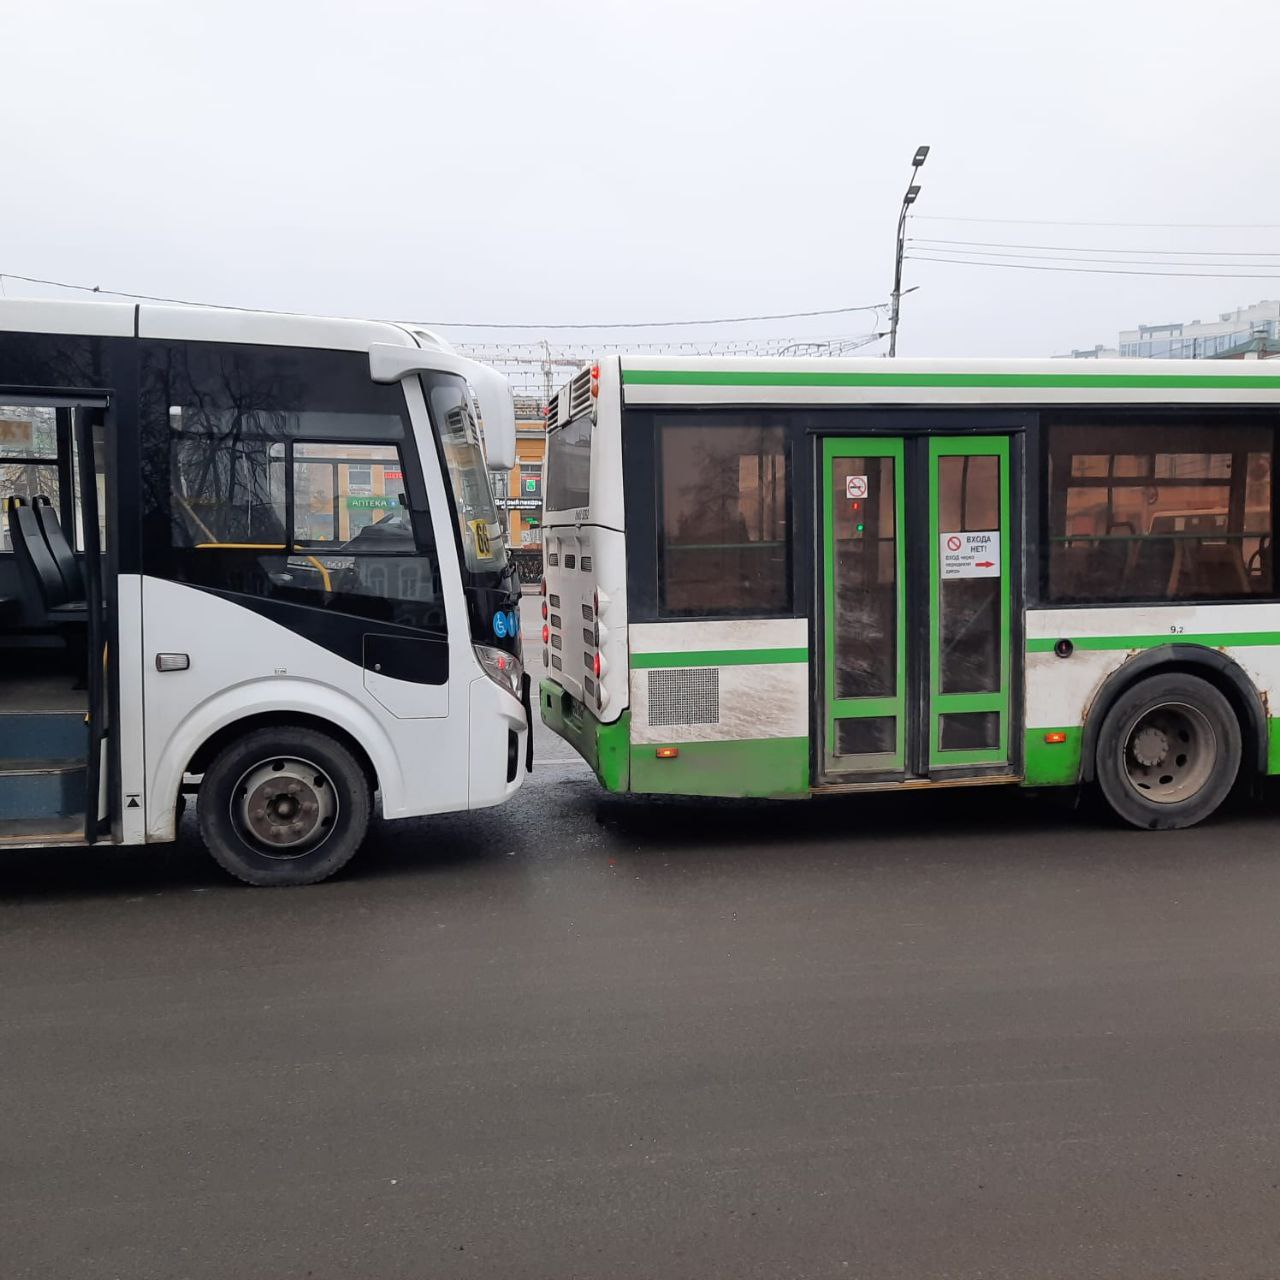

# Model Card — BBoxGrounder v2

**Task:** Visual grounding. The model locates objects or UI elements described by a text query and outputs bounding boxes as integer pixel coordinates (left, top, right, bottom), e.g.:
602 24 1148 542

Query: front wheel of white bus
1095 673 1242 831
197 727 371 886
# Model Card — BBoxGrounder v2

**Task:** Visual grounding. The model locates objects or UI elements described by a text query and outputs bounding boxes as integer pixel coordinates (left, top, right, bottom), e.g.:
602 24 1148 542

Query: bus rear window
546 415 592 510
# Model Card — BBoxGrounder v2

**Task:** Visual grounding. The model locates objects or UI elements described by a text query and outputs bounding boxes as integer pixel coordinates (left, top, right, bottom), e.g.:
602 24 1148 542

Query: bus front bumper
539 679 630 792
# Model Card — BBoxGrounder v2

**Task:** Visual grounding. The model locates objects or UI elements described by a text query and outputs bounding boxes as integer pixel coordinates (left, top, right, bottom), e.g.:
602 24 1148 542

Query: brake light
542 624 549 645
590 362 600 399
541 601 548 620
593 652 601 678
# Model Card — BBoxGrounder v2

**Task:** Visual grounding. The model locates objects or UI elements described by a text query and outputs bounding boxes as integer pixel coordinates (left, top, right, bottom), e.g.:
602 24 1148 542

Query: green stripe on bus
631 647 809 669
630 736 810 798
1027 632 1280 654
623 370 1280 390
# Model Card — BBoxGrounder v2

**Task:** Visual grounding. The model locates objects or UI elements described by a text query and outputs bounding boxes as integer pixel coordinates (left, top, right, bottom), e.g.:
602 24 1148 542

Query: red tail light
541 601 548 620
542 624 549 644
593 652 601 678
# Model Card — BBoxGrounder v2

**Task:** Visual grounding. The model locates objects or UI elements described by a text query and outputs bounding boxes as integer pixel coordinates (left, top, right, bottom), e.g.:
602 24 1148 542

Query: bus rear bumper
539 679 631 792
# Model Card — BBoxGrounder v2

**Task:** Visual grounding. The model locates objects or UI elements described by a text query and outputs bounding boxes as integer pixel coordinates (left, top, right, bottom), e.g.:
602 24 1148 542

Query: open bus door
74 405 109 843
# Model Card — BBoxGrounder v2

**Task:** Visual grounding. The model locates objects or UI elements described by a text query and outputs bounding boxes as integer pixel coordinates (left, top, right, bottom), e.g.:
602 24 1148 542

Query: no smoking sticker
940 530 1000 579
846 475 868 500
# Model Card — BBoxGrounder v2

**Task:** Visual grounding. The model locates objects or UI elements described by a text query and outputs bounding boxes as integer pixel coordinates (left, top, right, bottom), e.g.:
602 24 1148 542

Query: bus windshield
421 373 508 573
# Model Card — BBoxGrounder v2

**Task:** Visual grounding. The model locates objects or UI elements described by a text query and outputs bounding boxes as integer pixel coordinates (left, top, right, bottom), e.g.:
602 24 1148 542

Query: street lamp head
913 145 930 167
903 184 921 205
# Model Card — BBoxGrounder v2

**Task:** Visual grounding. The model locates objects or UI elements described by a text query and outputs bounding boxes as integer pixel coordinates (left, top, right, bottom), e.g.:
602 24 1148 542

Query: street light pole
888 145 929 358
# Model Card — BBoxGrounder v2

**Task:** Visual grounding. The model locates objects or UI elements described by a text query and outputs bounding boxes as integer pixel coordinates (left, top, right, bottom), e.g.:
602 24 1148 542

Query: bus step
0 815 86 846
0 712 86 765
0 761 87 821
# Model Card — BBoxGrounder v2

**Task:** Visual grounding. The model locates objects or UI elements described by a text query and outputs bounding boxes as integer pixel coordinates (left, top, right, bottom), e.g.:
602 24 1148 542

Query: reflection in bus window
1047 422 1273 602
659 424 790 617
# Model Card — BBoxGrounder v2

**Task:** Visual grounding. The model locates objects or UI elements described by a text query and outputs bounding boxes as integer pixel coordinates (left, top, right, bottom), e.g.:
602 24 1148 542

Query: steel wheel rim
230 756 338 859
1120 701 1217 805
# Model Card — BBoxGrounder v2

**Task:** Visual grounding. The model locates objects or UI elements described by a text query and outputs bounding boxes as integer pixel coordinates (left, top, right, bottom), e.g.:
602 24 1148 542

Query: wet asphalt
4 603 1280 1277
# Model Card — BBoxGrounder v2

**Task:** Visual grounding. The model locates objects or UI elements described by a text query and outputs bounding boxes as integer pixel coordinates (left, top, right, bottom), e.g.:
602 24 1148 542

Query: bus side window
1046 419 1274 603
140 339 446 633
657 421 791 618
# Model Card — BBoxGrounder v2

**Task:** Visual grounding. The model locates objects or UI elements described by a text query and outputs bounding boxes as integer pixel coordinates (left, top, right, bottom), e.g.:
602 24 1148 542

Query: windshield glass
421 373 508 573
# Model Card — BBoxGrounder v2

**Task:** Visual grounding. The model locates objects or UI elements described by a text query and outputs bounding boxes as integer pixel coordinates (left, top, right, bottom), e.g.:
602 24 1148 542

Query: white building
1061 300 1280 359
1118 300 1280 359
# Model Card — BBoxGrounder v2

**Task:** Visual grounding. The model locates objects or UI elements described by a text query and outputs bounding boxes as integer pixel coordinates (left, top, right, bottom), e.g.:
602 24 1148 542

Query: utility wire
406 303 887 330
910 237 1280 257
906 255 1280 280
0 270 887 332
906 245 1280 269
912 215 1280 229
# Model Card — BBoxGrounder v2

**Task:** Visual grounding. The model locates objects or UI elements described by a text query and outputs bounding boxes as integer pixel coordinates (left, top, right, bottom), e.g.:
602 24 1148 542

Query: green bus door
821 435 1013 782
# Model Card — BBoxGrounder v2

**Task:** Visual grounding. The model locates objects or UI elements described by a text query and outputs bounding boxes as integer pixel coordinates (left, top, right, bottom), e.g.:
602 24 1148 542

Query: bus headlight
474 644 524 700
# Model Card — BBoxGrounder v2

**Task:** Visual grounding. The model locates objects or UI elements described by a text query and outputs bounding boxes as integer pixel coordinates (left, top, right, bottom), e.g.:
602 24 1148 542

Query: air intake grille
569 367 592 419
647 668 720 727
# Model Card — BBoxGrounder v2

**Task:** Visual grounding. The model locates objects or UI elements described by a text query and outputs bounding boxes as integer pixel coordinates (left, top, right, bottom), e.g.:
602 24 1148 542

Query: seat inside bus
0 495 90 839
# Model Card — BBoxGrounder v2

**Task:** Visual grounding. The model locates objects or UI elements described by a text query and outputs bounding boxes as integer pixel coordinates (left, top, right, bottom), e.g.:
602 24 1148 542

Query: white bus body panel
1025 603 1280 732
140 578 473 841
540 359 629 720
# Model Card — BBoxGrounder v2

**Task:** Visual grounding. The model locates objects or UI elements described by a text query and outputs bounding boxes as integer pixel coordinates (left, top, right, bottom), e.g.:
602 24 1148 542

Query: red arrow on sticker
975 560 995 568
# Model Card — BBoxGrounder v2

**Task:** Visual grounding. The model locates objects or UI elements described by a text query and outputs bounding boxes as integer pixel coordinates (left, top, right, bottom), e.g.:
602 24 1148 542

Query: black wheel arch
1079 643 1268 783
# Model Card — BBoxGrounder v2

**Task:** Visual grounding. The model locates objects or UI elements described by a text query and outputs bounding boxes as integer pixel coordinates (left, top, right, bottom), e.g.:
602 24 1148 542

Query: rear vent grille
647 668 720 727
545 395 560 432
581 556 592 572
551 655 562 671
569 367 592 419
564 553 576 569
581 603 593 621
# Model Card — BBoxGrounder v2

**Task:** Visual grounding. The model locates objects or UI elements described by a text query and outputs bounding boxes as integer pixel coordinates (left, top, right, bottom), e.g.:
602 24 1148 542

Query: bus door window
936 454 1001 695
831 455 897 755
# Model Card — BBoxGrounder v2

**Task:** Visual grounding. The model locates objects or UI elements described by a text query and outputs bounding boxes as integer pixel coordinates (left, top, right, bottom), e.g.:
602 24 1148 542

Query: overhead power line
913 215 1280 229
910 237 1280 257
906 254 1280 280
906 245 1280 269
0 270 887 333
408 303 887 330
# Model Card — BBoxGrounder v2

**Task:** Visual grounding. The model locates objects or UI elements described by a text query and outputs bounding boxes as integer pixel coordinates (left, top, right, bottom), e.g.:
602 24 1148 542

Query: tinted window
141 341 444 631
659 423 790 616
546 415 592 511
1046 420 1274 602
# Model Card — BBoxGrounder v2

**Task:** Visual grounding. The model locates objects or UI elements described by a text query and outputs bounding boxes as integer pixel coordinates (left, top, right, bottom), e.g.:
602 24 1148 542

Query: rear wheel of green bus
1095 673 1240 831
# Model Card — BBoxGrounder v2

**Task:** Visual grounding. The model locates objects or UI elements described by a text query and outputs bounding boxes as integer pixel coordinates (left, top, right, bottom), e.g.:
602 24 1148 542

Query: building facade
1062 300 1280 360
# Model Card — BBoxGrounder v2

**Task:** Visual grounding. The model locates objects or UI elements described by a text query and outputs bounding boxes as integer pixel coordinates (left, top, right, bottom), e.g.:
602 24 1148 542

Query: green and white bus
538 356 1280 830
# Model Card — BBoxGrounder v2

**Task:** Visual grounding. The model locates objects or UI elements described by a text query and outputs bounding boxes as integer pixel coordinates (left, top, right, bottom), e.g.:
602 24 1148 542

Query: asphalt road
5 620 1280 1276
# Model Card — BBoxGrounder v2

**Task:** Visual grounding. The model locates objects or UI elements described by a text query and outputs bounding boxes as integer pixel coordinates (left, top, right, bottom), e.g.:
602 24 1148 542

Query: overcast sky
5 0 1279 358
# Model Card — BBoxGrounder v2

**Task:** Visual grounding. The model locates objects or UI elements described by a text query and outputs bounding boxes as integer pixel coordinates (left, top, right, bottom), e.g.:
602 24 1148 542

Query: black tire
197 726 371 886
1095 673 1241 831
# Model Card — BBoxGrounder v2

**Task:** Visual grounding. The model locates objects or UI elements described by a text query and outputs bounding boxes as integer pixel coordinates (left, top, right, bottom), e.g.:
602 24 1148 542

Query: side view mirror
368 340 518 471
